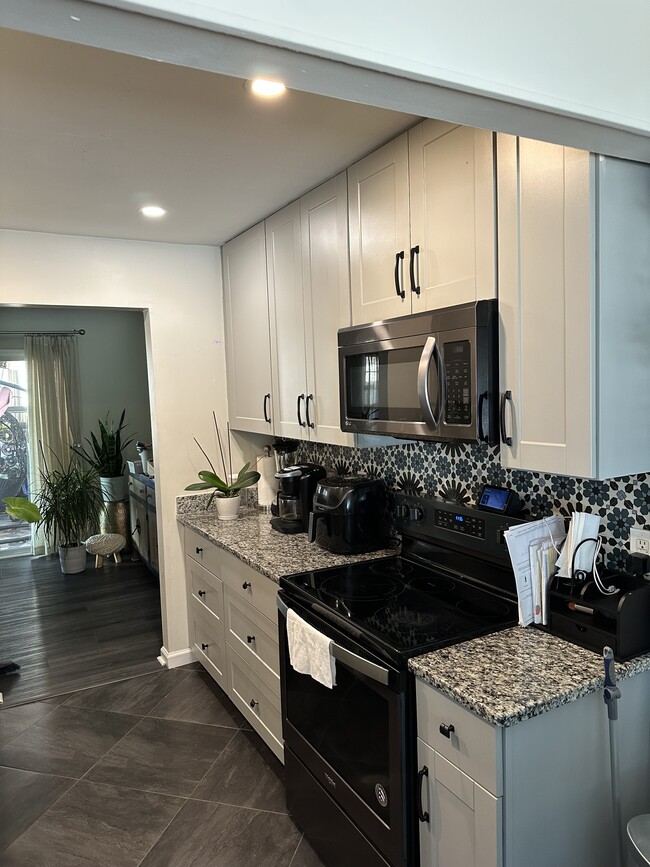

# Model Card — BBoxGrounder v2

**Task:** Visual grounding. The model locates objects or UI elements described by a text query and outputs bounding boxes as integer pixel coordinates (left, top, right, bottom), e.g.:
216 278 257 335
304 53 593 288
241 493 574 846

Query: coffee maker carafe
270 463 326 534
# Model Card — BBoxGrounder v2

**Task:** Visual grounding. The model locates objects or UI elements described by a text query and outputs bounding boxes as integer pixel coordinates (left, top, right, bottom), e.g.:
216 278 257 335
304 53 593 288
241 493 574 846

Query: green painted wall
0 306 151 464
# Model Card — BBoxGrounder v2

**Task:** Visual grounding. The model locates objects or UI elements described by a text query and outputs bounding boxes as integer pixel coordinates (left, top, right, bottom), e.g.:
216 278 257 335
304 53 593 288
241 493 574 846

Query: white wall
0 228 228 658
97 0 650 134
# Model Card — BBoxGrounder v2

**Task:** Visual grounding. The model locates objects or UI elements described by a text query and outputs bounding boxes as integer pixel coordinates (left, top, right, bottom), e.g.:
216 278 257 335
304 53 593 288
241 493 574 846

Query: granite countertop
177 497 397 582
409 626 650 728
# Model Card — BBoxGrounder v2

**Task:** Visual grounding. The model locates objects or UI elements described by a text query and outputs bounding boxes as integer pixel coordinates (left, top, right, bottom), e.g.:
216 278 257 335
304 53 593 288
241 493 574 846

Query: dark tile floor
0 666 325 866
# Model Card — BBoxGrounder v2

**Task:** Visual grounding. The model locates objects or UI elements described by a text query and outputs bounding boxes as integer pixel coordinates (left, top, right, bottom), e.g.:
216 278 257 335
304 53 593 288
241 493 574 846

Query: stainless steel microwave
338 300 498 444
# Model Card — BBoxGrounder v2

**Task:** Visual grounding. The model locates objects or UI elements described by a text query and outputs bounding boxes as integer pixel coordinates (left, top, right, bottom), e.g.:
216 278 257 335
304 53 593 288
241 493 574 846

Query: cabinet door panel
418 739 501 867
302 173 353 446
223 223 274 434
348 134 410 324
410 122 496 312
267 202 308 440
497 134 592 475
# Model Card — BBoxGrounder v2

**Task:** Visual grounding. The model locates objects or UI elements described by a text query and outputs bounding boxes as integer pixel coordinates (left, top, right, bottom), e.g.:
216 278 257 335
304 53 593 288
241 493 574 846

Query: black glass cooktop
281 555 518 659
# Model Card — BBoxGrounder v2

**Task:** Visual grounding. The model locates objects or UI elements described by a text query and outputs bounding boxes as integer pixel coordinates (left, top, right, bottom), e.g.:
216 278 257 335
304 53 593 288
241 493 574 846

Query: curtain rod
0 329 85 336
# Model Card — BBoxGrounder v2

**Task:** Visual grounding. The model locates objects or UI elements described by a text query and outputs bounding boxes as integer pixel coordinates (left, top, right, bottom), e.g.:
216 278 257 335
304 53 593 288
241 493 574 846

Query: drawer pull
417 765 430 823
195 546 203 555
246 635 256 644
250 699 259 709
439 723 455 739
242 581 252 590
197 590 206 598
201 643 209 651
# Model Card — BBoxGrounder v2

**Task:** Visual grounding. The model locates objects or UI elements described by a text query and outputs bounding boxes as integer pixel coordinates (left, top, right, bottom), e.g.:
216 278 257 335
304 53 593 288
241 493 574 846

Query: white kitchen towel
286 608 336 689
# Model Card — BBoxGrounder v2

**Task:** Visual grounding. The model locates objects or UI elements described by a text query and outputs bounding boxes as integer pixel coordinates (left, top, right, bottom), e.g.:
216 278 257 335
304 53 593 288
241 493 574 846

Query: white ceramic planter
58 544 87 574
216 494 241 521
100 475 127 502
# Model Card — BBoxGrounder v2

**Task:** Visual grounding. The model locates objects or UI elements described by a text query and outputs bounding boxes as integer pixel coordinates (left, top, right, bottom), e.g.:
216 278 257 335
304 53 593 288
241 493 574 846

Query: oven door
278 592 414 867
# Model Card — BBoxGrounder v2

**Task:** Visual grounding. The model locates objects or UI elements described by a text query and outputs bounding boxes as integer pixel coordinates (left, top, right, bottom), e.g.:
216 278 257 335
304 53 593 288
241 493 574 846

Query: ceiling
0 28 417 246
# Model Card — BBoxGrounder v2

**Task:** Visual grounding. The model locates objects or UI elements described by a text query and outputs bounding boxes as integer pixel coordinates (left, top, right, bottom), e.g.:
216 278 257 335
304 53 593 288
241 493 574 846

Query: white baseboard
158 646 196 669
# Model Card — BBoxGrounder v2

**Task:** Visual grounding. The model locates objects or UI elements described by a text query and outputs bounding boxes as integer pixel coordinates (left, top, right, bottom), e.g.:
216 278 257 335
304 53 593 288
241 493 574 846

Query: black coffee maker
270 463 327 534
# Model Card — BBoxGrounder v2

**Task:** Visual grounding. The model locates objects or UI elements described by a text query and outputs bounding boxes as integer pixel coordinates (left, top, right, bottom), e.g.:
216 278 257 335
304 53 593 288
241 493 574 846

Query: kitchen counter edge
409 625 650 728
177 503 397 583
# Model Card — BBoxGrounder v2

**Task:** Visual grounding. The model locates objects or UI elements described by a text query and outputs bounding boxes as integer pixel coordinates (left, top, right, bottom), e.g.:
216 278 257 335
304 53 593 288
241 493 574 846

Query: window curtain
25 335 82 555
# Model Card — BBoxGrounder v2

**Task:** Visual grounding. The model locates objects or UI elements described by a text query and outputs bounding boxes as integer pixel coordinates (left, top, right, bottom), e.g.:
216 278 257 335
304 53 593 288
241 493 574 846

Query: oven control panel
434 509 485 539
394 493 527 565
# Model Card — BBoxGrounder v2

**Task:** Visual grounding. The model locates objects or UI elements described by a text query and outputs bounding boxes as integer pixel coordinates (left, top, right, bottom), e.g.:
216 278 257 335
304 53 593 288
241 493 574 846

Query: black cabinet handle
439 723 455 739
305 393 314 429
478 390 487 443
297 393 306 427
195 546 203 555
500 390 513 447
197 590 206 598
246 635 256 644
242 581 252 590
417 766 430 823
263 393 271 424
250 699 259 709
201 643 209 651
409 245 420 295
394 250 405 299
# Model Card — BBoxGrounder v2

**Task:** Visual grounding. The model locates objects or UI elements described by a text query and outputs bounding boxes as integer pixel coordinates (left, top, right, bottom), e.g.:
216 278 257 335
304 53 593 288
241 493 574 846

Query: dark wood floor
0 553 163 707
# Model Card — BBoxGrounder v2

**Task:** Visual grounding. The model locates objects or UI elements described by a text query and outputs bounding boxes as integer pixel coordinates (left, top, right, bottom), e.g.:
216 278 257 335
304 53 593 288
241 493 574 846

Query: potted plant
185 413 260 521
34 456 104 574
72 410 134 502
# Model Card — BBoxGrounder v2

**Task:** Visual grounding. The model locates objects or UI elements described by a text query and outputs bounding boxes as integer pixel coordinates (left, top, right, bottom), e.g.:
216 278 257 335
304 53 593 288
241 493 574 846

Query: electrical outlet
629 528 650 556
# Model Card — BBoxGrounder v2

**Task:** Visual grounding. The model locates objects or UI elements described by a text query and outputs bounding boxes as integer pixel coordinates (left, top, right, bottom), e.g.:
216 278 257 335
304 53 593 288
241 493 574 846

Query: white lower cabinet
418 738 500 867
184 528 283 762
416 672 650 867
417 680 502 867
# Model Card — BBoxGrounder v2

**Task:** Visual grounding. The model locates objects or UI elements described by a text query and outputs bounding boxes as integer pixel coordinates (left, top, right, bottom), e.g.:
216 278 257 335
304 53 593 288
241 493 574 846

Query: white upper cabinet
266 201 307 440
348 122 497 325
409 121 496 312
348 133 411 324
301 173 353 447
497 134 650 478
222 223 273 435
225 174 352 445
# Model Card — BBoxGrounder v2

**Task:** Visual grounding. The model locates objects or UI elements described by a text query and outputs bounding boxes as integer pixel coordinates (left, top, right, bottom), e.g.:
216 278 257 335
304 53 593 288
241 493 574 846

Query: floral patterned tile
296 441 649 571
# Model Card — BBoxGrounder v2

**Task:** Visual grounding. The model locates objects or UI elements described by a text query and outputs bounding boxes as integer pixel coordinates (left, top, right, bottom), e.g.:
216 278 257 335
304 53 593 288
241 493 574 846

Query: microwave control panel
443 340 471 426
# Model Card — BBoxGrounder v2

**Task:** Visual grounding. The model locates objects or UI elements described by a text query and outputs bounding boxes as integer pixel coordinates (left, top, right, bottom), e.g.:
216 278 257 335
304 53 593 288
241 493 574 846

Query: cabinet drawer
146 485 156 508
187 555 224 625
129 476 146 499
416 680 502 796
189 600 227 690
185 527 222 575
224 586 280 691
227 647 283 763
219 550 279 625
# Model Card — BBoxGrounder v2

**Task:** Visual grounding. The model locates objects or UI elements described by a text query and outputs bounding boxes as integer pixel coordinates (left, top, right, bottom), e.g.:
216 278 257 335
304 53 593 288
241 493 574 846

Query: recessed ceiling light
248 79 286 97
70 15 81 22
139 205 166 218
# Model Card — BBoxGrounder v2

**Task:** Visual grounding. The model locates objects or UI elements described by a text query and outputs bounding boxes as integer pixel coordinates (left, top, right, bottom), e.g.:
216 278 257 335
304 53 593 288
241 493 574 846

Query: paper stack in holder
257 448 278 509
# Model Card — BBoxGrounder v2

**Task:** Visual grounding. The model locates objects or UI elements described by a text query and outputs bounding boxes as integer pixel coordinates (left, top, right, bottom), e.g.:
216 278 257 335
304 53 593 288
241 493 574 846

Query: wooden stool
85 533 126 568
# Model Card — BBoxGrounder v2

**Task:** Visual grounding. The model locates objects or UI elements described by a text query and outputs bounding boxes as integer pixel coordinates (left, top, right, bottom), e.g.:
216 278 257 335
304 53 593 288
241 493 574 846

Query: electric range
277 494 525 867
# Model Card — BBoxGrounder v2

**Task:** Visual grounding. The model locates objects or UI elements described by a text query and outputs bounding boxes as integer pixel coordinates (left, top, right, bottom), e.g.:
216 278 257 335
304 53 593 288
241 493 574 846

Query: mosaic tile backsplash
296 440 649 572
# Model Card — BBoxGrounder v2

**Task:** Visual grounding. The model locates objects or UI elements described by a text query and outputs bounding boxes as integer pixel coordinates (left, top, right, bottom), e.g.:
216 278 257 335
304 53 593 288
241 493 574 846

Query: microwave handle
417 336 442 429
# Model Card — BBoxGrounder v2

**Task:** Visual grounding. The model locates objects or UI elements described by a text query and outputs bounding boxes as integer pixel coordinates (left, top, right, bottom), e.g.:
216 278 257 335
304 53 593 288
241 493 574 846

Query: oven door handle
277 597 390 686
417 335 442 430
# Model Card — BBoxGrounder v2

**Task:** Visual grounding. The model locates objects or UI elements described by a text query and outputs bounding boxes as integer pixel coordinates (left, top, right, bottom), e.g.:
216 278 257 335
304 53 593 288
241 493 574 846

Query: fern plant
72 410 134 477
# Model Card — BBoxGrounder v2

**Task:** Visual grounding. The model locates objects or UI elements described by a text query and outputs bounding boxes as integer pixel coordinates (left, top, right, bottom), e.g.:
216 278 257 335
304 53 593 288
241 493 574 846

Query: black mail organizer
548 565 650 661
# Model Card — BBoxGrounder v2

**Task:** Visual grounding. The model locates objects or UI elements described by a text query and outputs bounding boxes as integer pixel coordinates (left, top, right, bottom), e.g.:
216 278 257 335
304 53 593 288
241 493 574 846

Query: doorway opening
0 359 30 559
